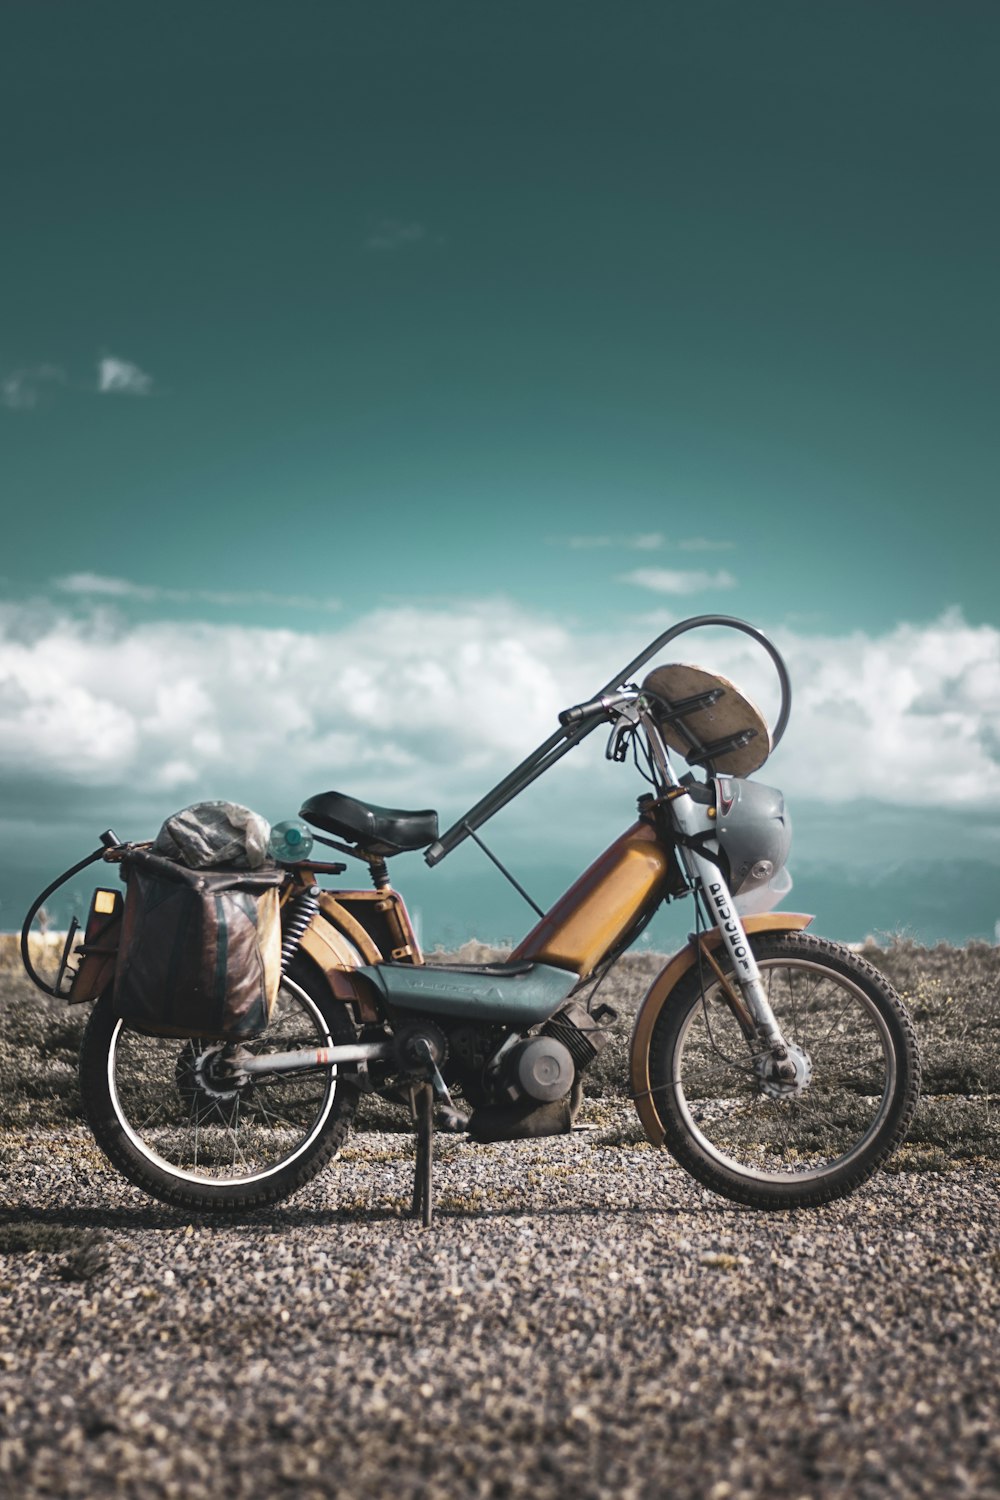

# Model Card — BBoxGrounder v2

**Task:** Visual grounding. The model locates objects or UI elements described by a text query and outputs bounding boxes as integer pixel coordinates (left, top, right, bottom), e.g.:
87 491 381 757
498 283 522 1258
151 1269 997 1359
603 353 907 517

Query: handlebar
425 614 791 866
557 690 637 727
604 614 792 751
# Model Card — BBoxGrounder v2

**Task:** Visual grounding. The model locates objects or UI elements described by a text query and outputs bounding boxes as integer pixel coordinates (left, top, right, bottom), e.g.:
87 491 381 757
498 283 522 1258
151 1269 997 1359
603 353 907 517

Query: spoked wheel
80 968 358 1213
646 933 921 1208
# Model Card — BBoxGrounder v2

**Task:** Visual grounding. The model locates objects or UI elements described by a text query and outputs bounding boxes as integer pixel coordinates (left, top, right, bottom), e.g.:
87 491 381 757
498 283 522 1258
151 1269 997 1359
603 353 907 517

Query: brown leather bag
113 848 285 1039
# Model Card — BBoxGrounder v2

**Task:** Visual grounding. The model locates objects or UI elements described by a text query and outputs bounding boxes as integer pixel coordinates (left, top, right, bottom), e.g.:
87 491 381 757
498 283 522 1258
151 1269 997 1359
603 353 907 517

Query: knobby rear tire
79 961 359 1214
645 932 921 1209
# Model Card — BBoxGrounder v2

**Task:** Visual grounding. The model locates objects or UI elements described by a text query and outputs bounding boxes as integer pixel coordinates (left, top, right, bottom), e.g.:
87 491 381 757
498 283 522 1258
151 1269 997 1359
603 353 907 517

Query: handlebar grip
558 696 611 727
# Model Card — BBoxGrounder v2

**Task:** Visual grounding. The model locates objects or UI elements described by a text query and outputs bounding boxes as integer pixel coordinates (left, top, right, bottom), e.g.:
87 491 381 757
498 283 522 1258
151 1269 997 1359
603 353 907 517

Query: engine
453 1000 617 1142
385 1000 617 1141
498 1001 616 1103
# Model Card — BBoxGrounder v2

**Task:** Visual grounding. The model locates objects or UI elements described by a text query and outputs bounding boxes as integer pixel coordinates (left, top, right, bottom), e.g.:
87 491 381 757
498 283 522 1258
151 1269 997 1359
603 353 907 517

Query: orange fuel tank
509 821 672 978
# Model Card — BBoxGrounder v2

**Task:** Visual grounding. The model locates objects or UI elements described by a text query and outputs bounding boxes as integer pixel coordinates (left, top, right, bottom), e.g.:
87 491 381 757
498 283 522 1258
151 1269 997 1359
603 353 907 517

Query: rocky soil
1 1113 998 1499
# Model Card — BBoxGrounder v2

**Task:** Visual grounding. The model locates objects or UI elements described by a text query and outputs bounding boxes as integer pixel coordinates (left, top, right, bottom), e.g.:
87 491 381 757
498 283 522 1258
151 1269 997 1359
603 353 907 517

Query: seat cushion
300 791 439 856
358 960 578 1024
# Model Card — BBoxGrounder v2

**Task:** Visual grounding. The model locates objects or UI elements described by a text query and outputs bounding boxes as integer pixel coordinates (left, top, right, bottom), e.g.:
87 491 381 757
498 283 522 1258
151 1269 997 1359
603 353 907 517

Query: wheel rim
670 958 897 1184
107 977 339 1187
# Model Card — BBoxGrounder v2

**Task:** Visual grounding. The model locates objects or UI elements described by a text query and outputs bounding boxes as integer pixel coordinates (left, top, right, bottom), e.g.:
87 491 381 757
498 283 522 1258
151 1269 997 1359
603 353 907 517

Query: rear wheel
80 964 358 1212
645 933 921 1208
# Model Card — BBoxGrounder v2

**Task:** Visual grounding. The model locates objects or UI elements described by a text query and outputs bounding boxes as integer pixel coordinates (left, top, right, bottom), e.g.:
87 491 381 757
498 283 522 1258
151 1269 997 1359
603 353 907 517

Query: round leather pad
641 663 771 775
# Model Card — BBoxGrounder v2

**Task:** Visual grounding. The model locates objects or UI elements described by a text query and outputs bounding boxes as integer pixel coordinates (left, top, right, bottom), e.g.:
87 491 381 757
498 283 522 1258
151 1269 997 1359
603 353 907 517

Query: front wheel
645 933 921 1208
80 965 358 1213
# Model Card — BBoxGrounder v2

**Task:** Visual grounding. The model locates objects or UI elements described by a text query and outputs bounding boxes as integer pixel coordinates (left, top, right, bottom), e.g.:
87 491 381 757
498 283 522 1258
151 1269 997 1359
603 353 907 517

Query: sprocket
391 1017 449 1077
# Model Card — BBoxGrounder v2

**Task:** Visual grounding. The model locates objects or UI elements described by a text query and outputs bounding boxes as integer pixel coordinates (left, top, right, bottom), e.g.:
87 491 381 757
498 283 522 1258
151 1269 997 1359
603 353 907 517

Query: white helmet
713 776 792 900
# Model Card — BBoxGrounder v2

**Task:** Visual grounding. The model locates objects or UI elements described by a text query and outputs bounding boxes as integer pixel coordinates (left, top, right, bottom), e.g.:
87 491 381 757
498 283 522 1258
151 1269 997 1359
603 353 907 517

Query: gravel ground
1 1111 998 1499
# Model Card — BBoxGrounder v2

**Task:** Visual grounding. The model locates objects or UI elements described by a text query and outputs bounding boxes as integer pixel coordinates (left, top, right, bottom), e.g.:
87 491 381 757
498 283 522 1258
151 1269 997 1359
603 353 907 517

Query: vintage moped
24 614 920 1224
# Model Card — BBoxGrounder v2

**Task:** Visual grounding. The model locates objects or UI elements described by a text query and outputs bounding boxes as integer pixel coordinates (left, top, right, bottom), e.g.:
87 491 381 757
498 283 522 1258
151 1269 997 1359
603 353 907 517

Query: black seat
300 791 439 857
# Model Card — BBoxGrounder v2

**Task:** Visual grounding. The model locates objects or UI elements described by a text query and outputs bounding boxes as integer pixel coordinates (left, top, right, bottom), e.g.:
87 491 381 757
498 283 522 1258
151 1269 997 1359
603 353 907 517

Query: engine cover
503 1035 575 1103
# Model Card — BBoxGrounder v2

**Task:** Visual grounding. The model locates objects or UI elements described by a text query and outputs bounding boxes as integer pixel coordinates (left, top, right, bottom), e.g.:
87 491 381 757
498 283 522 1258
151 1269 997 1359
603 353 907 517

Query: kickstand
410 1082 435 1227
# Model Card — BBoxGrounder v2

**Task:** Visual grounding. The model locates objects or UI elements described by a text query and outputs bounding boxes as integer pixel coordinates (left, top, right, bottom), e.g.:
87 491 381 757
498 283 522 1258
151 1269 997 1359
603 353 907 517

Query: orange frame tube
510 821 673 978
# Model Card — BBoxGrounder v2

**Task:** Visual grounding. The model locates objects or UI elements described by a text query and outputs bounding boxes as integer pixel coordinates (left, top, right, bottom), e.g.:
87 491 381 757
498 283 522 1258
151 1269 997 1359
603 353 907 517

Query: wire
570 878 664 1017
630 726 659 789
572 957 616 1018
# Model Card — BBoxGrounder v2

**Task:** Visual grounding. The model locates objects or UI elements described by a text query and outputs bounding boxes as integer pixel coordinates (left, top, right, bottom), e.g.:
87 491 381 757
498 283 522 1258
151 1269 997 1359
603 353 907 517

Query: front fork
666 796 794 1077
633 700 792 1066
684 848 791 1055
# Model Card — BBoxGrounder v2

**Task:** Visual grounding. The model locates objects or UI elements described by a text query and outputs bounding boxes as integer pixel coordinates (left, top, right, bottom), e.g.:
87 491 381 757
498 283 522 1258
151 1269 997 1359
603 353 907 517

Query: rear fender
298 909 382 1023
629 913 814 1147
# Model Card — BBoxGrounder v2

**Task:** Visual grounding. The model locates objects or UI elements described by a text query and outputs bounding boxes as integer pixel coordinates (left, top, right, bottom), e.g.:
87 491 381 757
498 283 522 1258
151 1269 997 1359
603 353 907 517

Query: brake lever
606 700 643 762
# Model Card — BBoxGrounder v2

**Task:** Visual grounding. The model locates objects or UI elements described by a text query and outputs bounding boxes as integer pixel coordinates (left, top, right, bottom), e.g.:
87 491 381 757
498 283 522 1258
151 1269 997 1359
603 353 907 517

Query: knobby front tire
645 933 921 1209
79 964 358 1214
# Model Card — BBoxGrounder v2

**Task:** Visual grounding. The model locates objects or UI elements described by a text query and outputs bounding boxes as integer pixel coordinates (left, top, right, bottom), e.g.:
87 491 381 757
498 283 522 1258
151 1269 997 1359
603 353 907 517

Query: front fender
629 912 814 1147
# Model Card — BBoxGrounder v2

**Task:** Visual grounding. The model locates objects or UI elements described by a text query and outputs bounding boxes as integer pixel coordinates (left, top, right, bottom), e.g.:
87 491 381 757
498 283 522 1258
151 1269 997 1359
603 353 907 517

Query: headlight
733 866 793 916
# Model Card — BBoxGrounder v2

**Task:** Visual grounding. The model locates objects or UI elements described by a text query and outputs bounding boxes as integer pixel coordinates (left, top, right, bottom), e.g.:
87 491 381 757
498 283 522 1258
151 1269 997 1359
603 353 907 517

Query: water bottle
268 819 314 862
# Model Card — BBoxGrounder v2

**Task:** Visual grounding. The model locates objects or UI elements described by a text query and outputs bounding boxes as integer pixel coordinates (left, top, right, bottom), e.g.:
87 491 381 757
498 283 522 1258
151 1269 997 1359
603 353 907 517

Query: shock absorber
280 885 320 973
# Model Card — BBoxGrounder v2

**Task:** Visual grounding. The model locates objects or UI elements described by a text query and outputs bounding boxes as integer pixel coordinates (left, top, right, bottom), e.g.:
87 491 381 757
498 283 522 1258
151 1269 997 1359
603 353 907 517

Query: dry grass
1 936 997 1163
1 931 68 972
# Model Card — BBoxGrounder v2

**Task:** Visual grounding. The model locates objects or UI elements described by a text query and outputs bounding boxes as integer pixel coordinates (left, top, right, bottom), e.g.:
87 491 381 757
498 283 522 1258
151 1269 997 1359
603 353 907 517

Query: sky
2 1 998 948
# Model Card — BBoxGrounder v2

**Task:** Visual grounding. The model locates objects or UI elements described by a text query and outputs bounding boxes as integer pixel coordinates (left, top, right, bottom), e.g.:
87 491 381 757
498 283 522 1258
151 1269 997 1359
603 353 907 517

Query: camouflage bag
113 848 284 1040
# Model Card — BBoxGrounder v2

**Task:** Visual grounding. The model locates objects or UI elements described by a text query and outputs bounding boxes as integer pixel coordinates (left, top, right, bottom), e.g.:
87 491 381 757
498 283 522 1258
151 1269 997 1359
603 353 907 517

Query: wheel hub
754 1041 813 1099
176 1042 251 1117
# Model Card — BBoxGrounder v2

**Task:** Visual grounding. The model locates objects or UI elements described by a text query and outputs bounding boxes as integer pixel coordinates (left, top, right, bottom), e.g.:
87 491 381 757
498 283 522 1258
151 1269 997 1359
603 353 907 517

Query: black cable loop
20 847 108 997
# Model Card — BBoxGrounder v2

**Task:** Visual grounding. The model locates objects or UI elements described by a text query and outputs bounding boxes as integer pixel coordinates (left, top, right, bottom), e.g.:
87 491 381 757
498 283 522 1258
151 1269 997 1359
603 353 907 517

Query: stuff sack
113 848 285 1039
152 800 272 871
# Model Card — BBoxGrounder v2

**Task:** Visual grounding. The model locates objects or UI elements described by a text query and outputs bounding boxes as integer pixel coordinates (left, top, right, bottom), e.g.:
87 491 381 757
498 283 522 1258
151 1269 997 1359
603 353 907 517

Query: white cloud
620 567 738 594
678 537 735 552
775 610 1000 806
57 574 151 599
638 608 1000 809
0 599 582 812
556 534 734 554
55 573 341 612
365 220 429 251
1 365 66 411
557 533 665 550
0 602 997 837
97 357 153 396
2 358 156 408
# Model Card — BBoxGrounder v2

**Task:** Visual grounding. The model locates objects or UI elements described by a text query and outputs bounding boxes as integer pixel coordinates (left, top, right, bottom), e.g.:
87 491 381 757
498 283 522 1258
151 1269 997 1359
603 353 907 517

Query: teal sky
2 2 999 946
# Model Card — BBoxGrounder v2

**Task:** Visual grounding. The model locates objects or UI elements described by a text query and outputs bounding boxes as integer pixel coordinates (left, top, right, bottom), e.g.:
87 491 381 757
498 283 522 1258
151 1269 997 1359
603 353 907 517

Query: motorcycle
22 614 920 1224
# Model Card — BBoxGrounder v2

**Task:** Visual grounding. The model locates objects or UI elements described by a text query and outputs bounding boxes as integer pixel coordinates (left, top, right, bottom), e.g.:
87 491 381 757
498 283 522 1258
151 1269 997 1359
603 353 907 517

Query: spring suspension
280 886 320 973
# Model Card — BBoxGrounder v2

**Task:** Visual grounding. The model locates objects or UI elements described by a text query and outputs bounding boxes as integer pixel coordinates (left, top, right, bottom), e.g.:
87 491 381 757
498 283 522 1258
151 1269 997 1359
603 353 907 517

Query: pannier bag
113 846 285 1040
